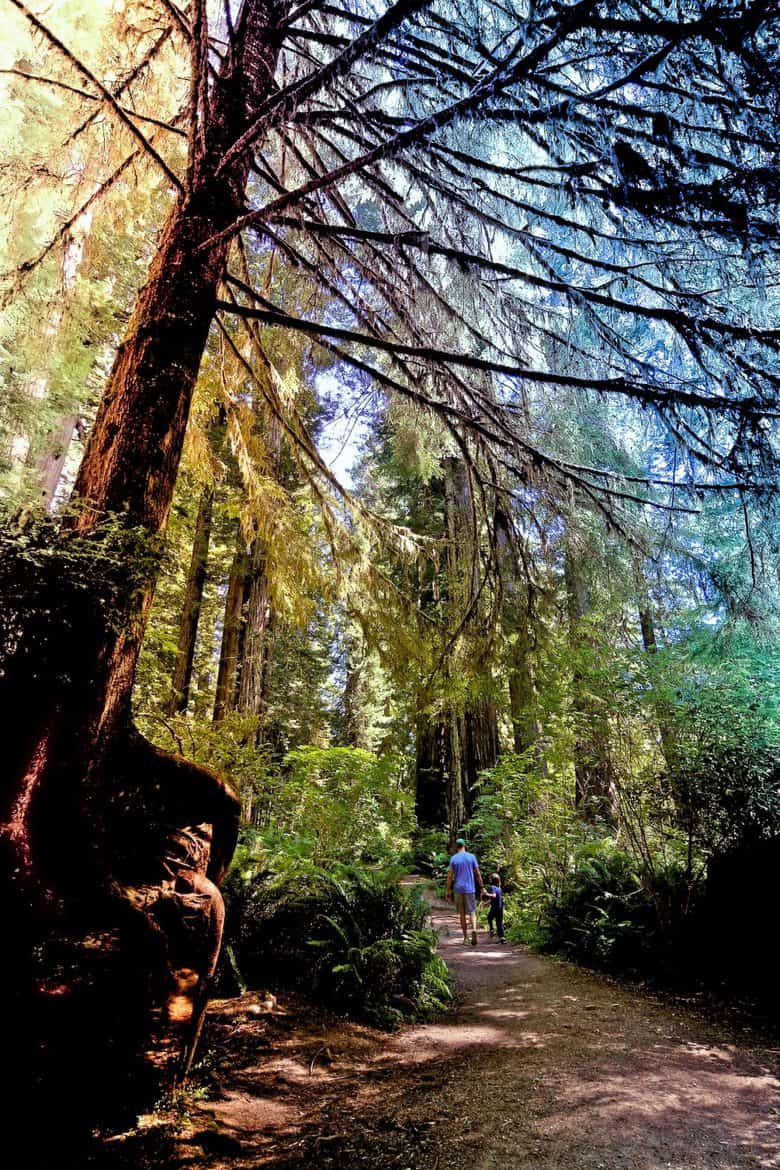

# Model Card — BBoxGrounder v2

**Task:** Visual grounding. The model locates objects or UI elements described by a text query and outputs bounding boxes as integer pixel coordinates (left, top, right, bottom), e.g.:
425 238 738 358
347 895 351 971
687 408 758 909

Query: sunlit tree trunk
343 625 371 750
30 411 79 509
0 1 289 1129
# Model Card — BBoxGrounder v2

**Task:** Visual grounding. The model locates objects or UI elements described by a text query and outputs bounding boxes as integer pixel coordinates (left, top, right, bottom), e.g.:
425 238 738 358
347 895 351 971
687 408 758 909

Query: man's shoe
471 930 478 946
462 936 469 945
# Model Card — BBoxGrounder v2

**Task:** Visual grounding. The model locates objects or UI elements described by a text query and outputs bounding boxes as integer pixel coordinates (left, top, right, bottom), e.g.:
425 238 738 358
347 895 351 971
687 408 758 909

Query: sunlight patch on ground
206 1089 302 1136
541 1059 780 1161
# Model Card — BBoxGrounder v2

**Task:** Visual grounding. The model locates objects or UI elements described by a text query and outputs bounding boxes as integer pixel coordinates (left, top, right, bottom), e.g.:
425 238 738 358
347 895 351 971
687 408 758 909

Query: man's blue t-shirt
449 850 479 893
486 884 503 910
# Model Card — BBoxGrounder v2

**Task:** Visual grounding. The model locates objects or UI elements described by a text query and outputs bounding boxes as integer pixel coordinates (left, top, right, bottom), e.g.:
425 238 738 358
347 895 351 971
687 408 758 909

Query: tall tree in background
0 0 778 1127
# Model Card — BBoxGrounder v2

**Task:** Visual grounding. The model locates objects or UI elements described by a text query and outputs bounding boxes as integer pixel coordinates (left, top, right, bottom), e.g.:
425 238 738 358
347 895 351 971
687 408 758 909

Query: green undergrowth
223 856 451 1027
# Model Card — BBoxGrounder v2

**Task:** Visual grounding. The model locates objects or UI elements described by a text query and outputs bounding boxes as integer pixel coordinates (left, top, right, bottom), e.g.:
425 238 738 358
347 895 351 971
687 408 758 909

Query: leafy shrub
224 866 451 1026
269 746 414 867
409 826 449 878
520 837 701 977
659 657 780 854
466 753 600 944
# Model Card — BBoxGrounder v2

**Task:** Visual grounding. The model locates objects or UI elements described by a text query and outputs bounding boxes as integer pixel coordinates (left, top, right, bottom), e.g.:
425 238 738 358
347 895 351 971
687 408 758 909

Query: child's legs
496 905 505 938
487 904 496 933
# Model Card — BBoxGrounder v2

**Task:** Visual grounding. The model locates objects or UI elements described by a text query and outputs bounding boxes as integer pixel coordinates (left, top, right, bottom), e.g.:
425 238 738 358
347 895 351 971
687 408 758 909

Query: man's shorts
454 891 476 914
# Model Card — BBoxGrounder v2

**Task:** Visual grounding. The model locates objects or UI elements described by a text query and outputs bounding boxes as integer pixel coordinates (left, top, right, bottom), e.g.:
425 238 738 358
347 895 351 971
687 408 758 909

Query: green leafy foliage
224 866 450 1027
529 839 695 974
0 504 161 660
656 634 780 852
409 826 450 879
265 746 414 867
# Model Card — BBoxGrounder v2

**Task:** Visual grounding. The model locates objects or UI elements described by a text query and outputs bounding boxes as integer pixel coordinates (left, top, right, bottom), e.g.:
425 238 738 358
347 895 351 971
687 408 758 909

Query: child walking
484 873 505 942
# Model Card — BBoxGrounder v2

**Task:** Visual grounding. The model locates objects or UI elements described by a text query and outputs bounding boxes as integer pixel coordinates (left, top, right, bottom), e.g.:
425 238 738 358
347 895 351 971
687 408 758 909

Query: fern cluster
224 866 451 1027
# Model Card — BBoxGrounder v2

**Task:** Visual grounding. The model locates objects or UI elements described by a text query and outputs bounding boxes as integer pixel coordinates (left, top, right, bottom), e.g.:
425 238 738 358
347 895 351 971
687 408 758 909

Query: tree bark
564 542 616 822
237 535 272 719
415 700 499 847
508 623 544 758
166 484 215 715
213 528 250 720
633 559 676 772
30 411 78 510
236 410 281 728
0 1 289 1129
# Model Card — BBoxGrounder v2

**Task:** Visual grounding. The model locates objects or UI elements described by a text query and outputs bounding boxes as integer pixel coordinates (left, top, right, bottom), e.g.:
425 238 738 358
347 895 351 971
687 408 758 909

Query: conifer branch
0 69 186 135
8 0 183 192
215 298 776 421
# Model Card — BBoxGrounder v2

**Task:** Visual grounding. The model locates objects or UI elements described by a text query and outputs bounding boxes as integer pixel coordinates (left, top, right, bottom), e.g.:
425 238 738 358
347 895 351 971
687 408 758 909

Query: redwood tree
1 0 294 1129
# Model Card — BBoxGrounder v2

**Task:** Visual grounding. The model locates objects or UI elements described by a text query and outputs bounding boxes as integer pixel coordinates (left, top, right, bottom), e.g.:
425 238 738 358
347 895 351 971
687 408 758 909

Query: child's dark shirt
486 884 503 909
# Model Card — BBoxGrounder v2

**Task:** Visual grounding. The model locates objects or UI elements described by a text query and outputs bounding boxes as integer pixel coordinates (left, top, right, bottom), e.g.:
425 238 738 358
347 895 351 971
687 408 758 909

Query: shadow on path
95 884 780 1170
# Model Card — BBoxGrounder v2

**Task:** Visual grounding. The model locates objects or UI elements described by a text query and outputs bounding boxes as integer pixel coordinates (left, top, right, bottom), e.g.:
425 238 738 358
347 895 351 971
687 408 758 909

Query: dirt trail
135 888 780 1170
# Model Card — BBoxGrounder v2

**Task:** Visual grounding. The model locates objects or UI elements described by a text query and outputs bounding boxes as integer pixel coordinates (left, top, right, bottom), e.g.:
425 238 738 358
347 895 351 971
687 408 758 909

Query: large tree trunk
508 622 544 758
415 700 499 847
166 483 215 715
0 1 287 1134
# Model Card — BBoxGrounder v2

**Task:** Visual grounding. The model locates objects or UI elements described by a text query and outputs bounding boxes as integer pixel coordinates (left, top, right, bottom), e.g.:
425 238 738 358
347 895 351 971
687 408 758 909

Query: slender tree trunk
564 542 615 822
30 412 79 509
236 411 281 728
633 560 676 770
447 715 468 848
166 484 215 715
342 624 373 750
0 2 288 1129
237 535 272 720
213 529 250 720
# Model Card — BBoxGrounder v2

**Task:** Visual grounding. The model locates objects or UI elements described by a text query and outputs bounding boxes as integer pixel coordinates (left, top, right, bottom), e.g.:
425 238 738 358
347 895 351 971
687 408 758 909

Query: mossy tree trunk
0 1 289 1133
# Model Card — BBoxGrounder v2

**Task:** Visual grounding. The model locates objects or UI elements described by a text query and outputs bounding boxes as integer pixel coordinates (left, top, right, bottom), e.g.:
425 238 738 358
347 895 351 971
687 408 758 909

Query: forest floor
102 884 780 1170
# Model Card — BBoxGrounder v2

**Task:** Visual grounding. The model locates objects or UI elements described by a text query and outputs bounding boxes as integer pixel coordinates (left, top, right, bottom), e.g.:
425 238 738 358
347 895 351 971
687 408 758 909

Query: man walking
445 837 484 945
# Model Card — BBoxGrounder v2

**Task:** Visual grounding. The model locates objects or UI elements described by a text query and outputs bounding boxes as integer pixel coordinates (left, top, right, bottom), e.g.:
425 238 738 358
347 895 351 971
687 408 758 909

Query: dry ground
99 887 780 1170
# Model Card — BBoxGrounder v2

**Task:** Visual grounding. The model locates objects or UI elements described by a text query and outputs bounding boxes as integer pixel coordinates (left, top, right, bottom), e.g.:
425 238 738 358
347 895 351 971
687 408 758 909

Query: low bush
537 843 649 966
409 826 449 879
223 865 451 1027
504 837 700 981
